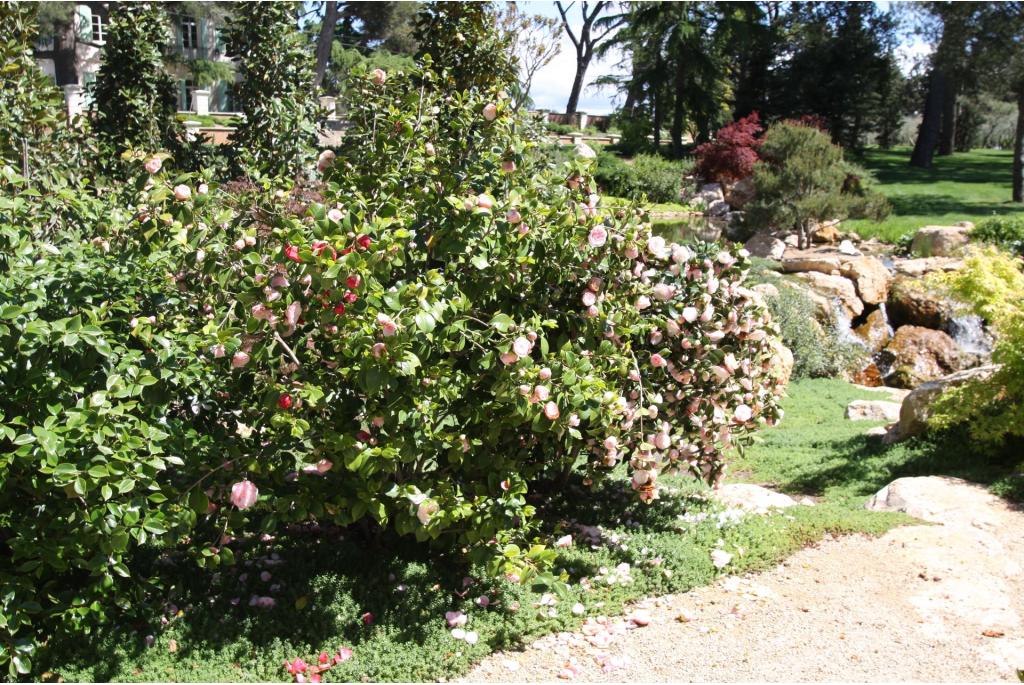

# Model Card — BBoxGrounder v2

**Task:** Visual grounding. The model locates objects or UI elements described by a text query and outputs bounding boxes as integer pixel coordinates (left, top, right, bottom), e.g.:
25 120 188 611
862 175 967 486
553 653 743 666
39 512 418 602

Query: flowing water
947 313 993 356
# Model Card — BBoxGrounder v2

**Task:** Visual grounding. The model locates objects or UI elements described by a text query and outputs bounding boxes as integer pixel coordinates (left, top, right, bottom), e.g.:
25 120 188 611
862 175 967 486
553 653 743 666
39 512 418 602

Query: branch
555 1 580 48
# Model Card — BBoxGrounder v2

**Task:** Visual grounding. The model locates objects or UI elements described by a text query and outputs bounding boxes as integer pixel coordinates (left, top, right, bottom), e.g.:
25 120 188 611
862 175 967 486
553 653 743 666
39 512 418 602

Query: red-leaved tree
694 112 764 185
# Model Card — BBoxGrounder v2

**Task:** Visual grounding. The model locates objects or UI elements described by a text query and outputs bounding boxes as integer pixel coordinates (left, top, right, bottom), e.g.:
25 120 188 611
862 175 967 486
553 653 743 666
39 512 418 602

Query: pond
652 212 728 244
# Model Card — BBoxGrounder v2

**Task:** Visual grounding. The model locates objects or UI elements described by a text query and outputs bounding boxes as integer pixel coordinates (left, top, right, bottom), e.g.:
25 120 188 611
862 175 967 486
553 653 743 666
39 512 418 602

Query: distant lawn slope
845 147 1024 243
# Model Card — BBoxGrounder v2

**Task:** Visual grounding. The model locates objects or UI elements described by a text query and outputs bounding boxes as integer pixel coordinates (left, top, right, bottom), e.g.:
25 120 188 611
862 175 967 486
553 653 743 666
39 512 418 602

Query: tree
91 3 183 167
224 1 320 178
745 121 889 248
414 2 516 94
314 1 340 87
497 4 562 110
555 1 623 116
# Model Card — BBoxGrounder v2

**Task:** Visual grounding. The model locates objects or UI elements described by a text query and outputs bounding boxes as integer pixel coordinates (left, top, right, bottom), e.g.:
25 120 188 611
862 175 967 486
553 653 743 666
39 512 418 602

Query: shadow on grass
44 473 716 682
766 426 1024 506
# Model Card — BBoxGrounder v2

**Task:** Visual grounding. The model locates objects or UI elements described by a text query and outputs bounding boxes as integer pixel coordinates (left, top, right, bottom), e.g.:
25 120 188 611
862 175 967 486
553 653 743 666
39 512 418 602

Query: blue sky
521 1 932 115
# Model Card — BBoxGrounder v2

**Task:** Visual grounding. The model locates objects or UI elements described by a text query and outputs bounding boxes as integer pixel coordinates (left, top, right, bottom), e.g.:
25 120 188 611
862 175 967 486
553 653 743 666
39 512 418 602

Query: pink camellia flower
647 235 667 259
197 183 209 195
652 283 675 301
371 415 385 428
317 149 336 172
416 499 438 525
271 274 289 288
230 480 258 510
635 295 651 310
144 157 162 174
682 306 699 323
233 238 246 251
512 336 532 358
517 223 529 236
284 301 302 328
211 344 226 358
585 305 599 318
506 209 522 224
315 459 333 474
665 319 681 336
376 313 398 337
424 142 436 156
587 277 603 292
568 413 580 427
554 534 572 548
532 385 550 403
252 303 273 321
701 303 714 322
538 367 552 381
173 184 191 201
231 351 250 368
312 240 337 260
654 432 671 450
587 226 607 248
284 244 302 262
603 436 618 451
650 353 667 368
245 235 257 247
482 103 498 121
544 401 560 420
327 208 343 223
476 193 494 210
717 250 737 267
581 290 597 307
475 595 490 608
672 244 692 264
501 159 516 173
371 68 386 85
371 342 387 358
518 384 531 396
446 610 468 628
500 351 518 365
733 404 753 423
624 245 639 260
336 647 354 663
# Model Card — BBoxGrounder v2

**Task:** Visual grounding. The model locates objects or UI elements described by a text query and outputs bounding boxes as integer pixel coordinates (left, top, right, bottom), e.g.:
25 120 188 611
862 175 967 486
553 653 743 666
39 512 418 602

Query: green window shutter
175 19 184 54
198 18 208 59
76 4 93 41
179 80 187 111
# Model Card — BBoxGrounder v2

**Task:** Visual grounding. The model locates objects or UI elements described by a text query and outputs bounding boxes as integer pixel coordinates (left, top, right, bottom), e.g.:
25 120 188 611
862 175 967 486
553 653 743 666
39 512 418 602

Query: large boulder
845 399 901 422
865 476 1003 525
794 271 864 319
811 220 842 244
883 325 967 389
853 308 892 353
782 254 891 305
770 338 795 386
895 365 1000 439
891 256 963 278
573 141 597 159
744 232 787 261
723 176 756 209
911 225 970 258
887 276 956 330
715 483 796 514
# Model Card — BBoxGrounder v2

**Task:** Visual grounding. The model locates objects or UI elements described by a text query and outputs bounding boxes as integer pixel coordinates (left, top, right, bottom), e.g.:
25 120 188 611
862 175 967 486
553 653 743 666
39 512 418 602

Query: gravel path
464 478 1024 682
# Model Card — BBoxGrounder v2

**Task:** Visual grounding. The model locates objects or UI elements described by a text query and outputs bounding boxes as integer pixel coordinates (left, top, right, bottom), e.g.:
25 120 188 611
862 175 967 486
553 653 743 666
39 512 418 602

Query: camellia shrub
0 61 786 678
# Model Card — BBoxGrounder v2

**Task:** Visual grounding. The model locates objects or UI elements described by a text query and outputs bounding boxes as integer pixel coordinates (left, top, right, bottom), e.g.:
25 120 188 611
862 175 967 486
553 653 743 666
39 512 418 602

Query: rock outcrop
745 232 787 261
845 399 901 422
853 308 892 353
782 253 891 305
883 325 966 389
794 271 864 318
894 365 1000 439
911 225 970 258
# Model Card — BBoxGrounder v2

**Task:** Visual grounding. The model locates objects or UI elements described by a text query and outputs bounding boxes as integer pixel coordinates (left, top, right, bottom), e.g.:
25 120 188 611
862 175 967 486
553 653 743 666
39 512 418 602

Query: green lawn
44 379 1021 682
845 147 1024 243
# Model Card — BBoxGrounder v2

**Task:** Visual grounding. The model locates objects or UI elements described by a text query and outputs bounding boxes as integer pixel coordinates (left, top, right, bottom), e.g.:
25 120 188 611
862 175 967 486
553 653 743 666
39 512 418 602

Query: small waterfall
832 298 867 349
947 314 993 357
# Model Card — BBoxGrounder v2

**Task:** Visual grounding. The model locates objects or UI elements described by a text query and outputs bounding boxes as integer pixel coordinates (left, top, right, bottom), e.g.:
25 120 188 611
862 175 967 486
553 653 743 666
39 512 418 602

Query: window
91 14 104 42
181 17 198 49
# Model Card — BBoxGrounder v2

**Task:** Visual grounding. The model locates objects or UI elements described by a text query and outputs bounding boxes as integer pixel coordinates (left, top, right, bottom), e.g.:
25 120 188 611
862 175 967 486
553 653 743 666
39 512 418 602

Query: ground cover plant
47 381 916 682
845 147 1024 242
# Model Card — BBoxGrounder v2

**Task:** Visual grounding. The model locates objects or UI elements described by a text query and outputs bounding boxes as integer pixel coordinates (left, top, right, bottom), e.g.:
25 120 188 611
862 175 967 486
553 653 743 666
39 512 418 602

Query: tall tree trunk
670 58 686 158
938 79 957 156
910 70 945 169
565 48 589 116
653 87 663 150
314 1 339 89
1013 89 1023 203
